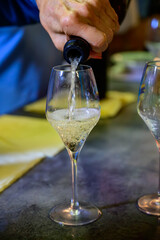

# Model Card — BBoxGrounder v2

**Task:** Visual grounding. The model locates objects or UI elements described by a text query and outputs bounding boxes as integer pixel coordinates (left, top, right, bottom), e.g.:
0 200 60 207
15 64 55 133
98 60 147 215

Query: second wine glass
137 60 160 216
46 64 101 225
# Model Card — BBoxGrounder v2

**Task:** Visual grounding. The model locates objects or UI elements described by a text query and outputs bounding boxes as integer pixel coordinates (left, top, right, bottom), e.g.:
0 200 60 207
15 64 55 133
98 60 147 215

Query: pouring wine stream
68 57 81 120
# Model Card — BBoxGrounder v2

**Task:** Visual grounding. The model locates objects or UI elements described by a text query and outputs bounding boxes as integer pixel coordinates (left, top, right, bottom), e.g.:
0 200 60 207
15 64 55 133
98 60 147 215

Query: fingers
49 23 108 53
37 0 120 54
49 33 68 52
61 0 119 51
75 24 109 53
86 0 119 32
59 14 109 52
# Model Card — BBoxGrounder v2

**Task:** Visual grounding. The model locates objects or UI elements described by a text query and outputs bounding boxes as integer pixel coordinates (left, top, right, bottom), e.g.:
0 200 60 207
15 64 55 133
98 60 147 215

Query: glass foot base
49 201 102 226
137 193 160 216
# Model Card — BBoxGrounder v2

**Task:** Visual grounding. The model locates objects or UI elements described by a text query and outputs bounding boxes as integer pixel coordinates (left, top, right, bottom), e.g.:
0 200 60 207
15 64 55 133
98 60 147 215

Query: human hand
36 0 119 58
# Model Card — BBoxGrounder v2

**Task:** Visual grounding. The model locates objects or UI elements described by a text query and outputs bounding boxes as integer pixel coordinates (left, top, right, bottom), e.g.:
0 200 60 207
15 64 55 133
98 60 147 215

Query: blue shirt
0 0 39 26
0 1 63 115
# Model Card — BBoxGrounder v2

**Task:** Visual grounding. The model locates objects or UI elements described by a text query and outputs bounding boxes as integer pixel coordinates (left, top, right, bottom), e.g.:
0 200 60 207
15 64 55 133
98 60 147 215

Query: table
0 81 160 240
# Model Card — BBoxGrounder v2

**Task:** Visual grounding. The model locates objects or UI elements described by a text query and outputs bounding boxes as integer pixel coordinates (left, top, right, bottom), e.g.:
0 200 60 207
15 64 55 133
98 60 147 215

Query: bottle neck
63 37 90 64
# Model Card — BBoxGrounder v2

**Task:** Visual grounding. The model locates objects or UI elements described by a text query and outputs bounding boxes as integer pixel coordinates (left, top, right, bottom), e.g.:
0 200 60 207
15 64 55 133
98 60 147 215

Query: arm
0 0 39 26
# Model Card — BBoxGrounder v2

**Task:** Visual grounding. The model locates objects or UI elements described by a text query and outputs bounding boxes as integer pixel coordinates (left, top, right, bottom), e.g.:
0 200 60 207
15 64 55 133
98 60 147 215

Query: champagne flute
46 64 101 225
137 60 160 216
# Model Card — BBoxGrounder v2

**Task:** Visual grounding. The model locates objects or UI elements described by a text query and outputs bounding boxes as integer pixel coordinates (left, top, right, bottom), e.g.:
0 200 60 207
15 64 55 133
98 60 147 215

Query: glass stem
68 150 80 215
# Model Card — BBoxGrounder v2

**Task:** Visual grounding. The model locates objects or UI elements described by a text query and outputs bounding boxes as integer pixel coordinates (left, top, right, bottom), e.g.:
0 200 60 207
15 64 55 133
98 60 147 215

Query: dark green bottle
63 36 90 64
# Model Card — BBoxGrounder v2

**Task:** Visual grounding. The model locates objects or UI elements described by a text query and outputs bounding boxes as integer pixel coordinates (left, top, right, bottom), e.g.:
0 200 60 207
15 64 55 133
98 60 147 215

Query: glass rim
52 64 92 72
146 60 160 67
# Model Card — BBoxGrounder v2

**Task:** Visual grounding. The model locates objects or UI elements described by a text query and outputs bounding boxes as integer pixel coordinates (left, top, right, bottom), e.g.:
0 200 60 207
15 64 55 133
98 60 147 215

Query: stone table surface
0 86 160 240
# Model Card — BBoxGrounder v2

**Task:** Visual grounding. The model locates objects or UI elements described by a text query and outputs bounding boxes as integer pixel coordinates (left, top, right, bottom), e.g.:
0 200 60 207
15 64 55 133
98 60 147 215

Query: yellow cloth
24 98 46 113
24 91 137 118
100 91 137 118
0 115 63 193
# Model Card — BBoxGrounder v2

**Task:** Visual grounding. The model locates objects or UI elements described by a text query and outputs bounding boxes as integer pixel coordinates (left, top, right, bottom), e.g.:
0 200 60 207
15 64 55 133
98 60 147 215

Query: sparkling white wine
47 108 100 152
